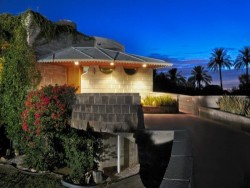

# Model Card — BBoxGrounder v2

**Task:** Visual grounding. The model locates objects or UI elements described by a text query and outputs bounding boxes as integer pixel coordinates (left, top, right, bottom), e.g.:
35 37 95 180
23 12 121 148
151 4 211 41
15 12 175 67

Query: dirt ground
0 164 64 188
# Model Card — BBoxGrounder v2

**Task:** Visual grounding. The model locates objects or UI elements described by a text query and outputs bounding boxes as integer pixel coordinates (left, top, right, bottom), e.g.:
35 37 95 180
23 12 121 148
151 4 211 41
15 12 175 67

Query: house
37 37 172 97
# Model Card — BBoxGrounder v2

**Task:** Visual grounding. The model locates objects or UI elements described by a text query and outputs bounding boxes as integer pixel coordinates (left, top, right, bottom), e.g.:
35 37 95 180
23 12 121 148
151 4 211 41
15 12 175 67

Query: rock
21 10 95 58
0 156 8 163
30 168 37 173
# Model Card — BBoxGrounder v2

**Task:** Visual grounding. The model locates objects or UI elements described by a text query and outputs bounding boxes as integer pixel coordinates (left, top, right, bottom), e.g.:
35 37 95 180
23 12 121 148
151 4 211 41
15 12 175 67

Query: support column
117 134 120 173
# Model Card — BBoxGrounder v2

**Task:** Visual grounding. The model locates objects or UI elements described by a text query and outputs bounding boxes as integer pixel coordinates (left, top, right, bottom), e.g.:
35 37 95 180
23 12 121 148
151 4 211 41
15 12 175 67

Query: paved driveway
144 113 250 188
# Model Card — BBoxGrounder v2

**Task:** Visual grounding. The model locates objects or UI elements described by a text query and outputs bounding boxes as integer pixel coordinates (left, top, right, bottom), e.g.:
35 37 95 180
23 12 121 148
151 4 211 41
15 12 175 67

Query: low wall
199 107 250 133
178 95 222 115
71 93 141 132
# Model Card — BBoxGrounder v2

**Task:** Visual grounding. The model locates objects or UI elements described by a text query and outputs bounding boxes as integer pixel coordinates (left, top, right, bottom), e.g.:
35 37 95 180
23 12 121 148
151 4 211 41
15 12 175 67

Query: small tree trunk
246 63 249 84
219 66 223 90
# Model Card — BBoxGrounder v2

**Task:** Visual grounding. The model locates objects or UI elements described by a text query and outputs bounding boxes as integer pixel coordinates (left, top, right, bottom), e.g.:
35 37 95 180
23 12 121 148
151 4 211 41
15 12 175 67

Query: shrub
217 96 250 116
63 126 103 185
21 85 104 184
141 95 177 107
21 85 77 171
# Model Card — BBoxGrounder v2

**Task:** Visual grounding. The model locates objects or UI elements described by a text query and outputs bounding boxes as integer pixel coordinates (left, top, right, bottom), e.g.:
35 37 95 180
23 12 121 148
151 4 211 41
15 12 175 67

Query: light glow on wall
74 61 79 65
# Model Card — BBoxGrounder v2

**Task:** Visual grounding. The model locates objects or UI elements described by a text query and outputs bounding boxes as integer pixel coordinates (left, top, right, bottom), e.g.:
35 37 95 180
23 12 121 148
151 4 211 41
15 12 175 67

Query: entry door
67 66 81 93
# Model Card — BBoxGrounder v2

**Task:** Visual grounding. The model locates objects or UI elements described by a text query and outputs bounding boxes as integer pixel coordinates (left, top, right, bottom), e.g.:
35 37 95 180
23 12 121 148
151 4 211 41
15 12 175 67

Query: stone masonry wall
81 66 152 98
71 93 141 132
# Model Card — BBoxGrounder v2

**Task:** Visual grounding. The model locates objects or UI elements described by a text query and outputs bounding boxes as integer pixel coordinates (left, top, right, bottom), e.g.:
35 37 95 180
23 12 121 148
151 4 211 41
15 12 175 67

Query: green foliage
21 85 103 182
0 11 41 149
217 96 250 116
142 95 178 107
208 48 232 90
246 108 250 118
21 85 77 171
0 44 40 149
188 66 212 90
63 126 102 185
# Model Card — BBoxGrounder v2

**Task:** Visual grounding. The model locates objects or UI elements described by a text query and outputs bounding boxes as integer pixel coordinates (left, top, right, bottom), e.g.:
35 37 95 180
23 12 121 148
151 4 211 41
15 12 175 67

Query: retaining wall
199 107 250 133
71 93 141 132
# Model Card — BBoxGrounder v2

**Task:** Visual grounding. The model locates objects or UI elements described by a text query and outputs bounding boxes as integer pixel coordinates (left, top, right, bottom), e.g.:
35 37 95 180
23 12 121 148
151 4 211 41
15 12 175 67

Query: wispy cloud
149 53 208 69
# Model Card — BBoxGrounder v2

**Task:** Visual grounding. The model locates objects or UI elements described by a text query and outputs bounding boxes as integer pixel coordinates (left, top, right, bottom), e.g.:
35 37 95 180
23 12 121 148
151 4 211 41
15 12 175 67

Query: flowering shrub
22 84 76 136
21 84 77 170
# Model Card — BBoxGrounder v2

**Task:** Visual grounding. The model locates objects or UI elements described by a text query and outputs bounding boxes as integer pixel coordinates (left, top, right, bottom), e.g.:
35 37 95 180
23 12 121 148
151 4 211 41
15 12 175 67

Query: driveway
144 113 250 188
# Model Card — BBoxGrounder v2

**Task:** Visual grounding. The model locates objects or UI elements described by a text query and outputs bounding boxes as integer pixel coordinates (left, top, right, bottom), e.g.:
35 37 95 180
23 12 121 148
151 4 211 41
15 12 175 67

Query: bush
21 85 104 185
141 95 177 107
63 126 103 185
217 96 250 116
21 85 77 171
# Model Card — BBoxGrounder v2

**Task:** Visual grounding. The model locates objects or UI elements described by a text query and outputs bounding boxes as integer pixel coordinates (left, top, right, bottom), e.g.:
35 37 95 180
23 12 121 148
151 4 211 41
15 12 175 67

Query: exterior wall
67 66 81 93
36 64 67 89
99 133 138 172
71 93 141 132
81 66 153 98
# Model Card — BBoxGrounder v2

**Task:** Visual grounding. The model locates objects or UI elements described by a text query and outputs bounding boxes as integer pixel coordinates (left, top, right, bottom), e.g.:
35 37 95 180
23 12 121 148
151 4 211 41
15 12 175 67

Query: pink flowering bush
21 84 77 170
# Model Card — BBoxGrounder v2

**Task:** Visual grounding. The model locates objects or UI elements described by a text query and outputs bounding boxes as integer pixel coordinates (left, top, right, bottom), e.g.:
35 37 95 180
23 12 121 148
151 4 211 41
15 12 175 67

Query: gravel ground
0 164 64 188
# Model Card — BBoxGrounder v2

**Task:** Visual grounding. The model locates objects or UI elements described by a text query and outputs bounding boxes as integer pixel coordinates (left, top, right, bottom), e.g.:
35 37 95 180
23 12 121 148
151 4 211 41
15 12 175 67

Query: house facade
37 38 171 97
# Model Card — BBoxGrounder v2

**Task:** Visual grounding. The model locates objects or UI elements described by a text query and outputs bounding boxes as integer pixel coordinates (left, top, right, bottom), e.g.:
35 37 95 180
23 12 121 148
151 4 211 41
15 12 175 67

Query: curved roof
37 47 172 68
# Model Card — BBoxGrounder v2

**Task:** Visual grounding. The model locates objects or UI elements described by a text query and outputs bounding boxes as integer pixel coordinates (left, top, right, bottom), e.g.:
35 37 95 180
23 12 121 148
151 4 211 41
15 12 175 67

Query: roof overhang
37 47 172 69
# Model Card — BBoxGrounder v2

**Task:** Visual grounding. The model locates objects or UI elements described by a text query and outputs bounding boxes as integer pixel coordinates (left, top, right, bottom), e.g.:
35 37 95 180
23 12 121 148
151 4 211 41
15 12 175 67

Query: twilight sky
0 0 249 89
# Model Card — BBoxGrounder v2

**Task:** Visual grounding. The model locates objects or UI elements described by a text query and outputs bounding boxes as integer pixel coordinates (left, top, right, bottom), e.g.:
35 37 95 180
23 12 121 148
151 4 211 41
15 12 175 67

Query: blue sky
0 0 249 88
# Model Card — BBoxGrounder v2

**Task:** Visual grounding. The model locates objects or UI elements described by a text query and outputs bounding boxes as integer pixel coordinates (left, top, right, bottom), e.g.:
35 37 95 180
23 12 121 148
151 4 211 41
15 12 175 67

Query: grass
141 95 177 107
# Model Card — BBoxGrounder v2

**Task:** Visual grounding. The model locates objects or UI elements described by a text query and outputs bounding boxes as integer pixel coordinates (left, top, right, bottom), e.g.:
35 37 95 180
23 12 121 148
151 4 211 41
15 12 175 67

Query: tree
234 46 250 85
165 68 186 87
189 66 212 90
208 48 232 90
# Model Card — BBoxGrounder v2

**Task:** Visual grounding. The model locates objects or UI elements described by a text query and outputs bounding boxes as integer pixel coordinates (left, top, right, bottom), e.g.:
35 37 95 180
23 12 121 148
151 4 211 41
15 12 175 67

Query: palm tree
189 66 212 90
208 48 232 90
165 68 186 86
234 46 250 85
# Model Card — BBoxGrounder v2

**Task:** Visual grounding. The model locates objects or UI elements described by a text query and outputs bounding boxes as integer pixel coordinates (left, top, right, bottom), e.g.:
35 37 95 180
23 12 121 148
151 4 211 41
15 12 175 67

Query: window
82 66 89 75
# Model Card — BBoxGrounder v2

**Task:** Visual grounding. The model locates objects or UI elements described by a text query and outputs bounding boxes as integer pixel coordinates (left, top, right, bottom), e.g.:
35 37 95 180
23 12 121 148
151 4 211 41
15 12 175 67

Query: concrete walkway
144 113 250 188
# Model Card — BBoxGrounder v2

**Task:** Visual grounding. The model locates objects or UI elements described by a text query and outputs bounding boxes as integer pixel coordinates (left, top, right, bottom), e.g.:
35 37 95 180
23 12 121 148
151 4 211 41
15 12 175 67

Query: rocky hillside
0 10 95 58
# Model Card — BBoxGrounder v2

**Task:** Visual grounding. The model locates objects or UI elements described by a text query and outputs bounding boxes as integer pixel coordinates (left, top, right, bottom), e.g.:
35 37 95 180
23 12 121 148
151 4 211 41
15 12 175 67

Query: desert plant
217 96 250 116
141 95 177 107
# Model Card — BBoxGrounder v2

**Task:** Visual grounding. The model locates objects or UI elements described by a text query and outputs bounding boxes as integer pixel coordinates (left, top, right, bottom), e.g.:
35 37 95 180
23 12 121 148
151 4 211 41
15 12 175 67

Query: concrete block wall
36 64 67 89
71 93 141 132
99 133 138 172
178 95 221 115
81 66 152 98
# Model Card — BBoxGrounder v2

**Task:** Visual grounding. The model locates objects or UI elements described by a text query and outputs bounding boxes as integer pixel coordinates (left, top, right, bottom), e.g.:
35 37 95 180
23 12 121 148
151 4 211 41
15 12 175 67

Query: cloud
149 53 208 69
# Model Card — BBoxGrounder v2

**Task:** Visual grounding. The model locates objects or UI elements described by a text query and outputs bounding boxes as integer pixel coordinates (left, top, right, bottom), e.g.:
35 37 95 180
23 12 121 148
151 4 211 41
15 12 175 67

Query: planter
142 105 179 114
199 107 250 133
61 178 100 188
